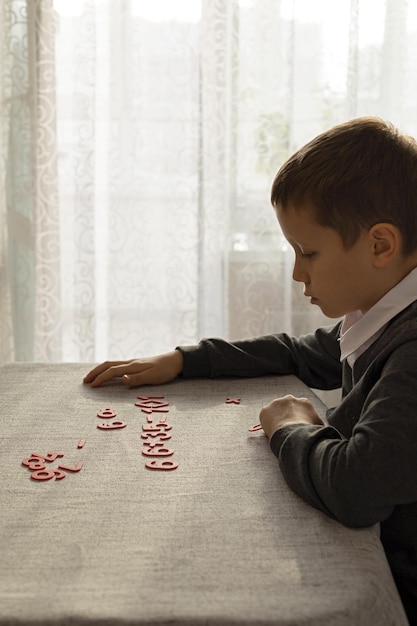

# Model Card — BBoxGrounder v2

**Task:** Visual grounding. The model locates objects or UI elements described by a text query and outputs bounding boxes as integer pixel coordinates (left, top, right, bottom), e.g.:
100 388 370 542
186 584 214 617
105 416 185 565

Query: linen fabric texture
0 364 408 625
179 300 417 624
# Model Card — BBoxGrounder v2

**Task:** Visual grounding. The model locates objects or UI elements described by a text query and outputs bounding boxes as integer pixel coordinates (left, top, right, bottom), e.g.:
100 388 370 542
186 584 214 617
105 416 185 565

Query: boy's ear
368 223 401 266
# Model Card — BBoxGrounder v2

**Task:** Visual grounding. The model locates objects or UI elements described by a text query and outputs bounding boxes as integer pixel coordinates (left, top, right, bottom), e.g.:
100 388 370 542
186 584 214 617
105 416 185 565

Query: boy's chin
313 302 343 319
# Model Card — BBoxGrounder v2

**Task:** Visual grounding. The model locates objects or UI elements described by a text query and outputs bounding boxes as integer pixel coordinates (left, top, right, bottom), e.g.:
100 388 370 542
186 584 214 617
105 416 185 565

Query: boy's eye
300 251 316 259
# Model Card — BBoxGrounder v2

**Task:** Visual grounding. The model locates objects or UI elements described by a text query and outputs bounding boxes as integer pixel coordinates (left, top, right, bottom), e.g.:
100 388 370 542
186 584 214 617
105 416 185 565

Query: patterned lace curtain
1 0 417 362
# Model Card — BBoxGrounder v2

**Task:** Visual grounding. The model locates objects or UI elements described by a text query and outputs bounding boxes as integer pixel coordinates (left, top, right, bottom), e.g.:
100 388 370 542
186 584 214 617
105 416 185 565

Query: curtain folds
1 0 417 363
1 0 60 361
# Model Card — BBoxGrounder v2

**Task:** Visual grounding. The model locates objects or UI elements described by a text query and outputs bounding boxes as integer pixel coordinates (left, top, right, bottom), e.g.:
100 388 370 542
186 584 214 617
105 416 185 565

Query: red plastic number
97 420 127 430
142 443 174 457
145 459 179 471
142 423 172 433
58 461 84 473
36 452 65 463
22 457 46 471
31 469 55 481
97 408 117 419
141 431 172 441
53 469 67 480
137 395 165 399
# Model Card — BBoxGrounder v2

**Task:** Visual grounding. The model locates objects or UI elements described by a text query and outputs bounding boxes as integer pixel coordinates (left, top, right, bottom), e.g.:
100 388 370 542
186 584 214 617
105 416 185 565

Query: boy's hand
259 395 324 439
83 350 184 388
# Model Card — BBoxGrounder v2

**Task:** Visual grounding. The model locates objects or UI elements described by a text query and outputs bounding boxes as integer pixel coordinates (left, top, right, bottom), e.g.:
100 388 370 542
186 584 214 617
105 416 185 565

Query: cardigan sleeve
177 322 343 391
270 340 417 528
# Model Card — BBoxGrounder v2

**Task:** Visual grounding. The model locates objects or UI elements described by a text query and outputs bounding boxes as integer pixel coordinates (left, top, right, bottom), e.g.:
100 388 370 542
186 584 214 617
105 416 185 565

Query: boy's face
275 202 380 318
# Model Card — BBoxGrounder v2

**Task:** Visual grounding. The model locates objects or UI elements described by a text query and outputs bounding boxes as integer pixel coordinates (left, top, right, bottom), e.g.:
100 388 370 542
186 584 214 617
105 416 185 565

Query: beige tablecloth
0 363 408 625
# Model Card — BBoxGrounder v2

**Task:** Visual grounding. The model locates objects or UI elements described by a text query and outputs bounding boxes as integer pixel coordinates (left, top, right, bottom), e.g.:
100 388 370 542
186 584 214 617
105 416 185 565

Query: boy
84 117 417 624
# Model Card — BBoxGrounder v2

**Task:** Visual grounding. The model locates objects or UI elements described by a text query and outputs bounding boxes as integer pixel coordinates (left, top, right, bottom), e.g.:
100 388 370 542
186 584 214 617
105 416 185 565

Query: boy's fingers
87 362 136 387
122 373 144 387
83 361 125 383
122 367 155 388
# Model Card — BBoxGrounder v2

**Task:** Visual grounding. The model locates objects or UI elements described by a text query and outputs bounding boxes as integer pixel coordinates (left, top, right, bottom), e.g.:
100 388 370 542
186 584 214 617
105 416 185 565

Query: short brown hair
271 117 417 255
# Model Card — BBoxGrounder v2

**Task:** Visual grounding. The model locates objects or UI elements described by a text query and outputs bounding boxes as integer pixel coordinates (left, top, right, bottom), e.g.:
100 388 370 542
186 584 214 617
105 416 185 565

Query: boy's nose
292 259 308 284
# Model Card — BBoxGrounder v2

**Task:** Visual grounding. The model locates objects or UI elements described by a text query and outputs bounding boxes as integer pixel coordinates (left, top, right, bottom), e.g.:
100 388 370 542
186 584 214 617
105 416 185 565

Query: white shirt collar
339 266 417 366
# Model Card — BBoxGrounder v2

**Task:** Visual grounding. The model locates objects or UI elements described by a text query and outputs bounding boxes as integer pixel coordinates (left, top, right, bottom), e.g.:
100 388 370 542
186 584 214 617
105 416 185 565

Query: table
0 363 408 625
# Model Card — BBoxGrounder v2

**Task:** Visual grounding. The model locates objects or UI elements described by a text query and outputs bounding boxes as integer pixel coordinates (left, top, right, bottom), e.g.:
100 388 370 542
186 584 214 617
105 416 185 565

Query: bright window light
53 0 84 17
131 0 201 22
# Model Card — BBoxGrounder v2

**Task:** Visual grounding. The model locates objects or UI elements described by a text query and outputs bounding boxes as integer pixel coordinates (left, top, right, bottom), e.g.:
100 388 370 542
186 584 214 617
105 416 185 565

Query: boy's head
271 117 417 256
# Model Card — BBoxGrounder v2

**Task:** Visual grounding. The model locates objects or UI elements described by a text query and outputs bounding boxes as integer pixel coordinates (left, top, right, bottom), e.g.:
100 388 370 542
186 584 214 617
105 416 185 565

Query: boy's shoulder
389 299 417 326
380 299 417 347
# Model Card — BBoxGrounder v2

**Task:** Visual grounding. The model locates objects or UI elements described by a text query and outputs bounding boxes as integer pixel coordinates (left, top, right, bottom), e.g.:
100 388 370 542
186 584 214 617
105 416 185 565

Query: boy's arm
85 323 343 389
179 322 343 391
267 342 417 528
84 351 184 388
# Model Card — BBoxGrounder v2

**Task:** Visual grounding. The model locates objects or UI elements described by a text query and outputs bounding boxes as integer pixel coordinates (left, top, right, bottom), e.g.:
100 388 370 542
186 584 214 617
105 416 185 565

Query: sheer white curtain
2 0 417 363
